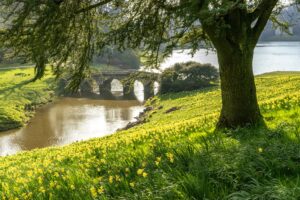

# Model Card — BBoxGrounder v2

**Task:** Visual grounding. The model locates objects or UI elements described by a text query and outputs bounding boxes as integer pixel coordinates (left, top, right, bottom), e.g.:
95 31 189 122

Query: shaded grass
0 72 299 199
0 68 55 131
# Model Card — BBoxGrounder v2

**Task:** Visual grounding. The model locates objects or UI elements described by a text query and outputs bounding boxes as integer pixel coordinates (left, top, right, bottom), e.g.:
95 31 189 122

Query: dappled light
154 81 160 95
134 80 144 102
111 79 123 97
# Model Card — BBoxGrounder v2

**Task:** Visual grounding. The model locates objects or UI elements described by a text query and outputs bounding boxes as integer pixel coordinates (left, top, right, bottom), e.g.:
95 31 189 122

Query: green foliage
0 0 294 83
0 1 297 128
93 48 140 69
0 72 299 199
0 68 56 131
160 62 219 94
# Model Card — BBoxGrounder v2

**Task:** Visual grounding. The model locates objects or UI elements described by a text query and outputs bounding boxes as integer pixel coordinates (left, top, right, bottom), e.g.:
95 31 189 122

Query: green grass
0 68 55 131
0 63 33 69
0 72 300 199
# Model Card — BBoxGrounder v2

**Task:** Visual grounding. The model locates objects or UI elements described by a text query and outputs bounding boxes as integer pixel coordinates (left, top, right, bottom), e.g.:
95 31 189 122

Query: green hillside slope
0 72 300 199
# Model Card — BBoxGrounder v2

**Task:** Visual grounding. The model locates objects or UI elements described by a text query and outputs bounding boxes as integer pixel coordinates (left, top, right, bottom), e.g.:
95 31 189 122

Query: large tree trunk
217 46 262 128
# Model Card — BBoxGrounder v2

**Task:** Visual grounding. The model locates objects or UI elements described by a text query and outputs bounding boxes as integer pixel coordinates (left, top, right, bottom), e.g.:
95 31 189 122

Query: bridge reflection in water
79 70 160 101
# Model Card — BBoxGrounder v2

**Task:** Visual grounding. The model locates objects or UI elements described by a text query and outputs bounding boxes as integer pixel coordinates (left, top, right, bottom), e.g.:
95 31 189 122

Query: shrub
160 61 219 94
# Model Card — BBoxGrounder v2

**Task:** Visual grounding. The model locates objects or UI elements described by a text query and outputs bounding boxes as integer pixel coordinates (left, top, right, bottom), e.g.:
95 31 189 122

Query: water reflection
134 81 145 102
111 79 123 97
0 98 144 156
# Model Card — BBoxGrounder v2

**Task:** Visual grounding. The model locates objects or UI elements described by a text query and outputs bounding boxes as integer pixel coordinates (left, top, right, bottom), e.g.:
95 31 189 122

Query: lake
161 41 300 75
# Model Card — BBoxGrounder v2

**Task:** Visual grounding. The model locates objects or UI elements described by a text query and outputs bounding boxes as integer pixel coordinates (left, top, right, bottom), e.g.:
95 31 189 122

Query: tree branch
250 0 279 41
75 0 113 14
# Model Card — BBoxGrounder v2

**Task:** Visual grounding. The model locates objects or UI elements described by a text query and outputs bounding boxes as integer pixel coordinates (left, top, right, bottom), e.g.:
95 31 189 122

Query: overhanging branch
75 0 113 14
250 0 279 41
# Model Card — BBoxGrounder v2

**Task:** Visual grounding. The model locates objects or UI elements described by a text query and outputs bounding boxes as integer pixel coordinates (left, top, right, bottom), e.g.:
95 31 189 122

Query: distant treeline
260 5 300 41
0 47 141 69
93 48 140 69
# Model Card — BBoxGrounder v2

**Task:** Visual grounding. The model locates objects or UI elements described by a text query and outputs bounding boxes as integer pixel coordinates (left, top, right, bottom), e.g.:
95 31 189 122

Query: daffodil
137 168 144 175
90 187 97 198
98 186 104 194
142 172 148 178
109 176 114 183
129 182 135 188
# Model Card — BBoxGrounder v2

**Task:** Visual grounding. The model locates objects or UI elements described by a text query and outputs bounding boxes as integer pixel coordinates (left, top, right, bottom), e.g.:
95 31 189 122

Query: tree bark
217 46 262 128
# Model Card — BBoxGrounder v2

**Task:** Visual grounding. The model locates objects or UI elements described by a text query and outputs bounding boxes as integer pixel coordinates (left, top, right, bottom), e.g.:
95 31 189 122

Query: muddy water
0 98 144 156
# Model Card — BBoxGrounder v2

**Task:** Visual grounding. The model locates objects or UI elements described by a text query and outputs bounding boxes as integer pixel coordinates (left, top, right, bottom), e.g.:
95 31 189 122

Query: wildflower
93 177 103 184
27 171 33 177
129 182 135 188
50 181 55 188
109 176 114 183
37 168 43 174
39 187 46 193
115 175 121 182
54 172 59 177
98 186 104 194
90 187 97 198
166 153 174 163
155 157 161 166
137 168 144 175
258 147 263 153
142 172 148 178
38 177 43 184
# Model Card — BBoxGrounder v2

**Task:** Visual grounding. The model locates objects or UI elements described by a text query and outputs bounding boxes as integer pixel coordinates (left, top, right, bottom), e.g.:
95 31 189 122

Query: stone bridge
80 69 160 100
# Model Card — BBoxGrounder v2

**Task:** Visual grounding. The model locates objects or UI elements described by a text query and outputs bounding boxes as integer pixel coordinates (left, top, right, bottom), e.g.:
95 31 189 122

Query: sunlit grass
0 72 299 199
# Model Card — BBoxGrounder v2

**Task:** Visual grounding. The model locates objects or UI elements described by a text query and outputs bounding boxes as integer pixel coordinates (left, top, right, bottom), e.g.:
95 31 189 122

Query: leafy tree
160 62 218 94
0 0 299 128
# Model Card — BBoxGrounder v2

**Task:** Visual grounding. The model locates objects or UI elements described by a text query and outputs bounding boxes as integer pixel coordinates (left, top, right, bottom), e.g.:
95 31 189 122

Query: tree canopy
0 0 299 127
0 1 296 83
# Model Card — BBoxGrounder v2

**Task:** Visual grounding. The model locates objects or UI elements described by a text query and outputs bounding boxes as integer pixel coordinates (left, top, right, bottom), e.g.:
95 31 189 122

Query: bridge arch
90 70 160 100
153 81 160 95
111 79 124 97
134 80 145 102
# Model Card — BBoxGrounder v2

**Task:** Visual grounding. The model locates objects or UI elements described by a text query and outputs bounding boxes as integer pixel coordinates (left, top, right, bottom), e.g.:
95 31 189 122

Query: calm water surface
161 42 300 74
1 41 299 156
0 98 144 156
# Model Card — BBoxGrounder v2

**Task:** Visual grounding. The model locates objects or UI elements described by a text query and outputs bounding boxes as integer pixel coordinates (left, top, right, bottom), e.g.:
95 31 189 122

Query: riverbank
0 72 300 199
0 68 56 131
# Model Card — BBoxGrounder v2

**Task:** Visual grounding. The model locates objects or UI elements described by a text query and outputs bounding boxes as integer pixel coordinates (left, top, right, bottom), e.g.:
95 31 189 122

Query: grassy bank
0 68 55 131
0 72 300 199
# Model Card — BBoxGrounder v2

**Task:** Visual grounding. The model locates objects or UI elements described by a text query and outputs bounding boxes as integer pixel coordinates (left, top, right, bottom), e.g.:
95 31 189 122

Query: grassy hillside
0 72 300 199
0 68 55 131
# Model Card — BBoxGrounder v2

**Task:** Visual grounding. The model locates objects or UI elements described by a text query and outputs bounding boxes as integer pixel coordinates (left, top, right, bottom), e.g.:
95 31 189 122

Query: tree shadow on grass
159 85 219 101
0 80 31 99
120 115 300 199
169 121 300 199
